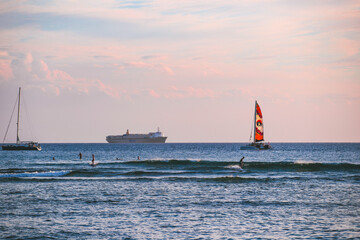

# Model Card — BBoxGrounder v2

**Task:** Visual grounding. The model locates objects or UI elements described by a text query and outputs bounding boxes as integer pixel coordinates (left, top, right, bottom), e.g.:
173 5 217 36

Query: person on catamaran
240 156 245 168
79 152 82 160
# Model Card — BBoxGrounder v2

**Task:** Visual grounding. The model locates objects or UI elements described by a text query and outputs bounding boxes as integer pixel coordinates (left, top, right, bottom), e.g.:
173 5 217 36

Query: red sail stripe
256 104 262 118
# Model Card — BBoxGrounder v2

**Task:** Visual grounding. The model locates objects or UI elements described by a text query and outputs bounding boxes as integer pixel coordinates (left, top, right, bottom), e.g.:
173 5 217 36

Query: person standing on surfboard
240 157 245 168
79 152 82 160
91 154 95 166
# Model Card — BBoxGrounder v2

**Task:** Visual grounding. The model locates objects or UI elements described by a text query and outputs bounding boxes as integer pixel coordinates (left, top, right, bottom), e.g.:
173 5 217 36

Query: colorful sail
255 101 264 142
241 100 271 150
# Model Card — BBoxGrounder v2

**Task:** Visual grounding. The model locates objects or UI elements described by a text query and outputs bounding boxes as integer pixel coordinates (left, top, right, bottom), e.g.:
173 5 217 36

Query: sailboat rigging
2 87 41 151
240 100 271 150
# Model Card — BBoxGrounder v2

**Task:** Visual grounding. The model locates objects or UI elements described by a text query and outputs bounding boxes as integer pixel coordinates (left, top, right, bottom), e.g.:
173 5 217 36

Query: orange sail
255 102 264 142
241 100 271 150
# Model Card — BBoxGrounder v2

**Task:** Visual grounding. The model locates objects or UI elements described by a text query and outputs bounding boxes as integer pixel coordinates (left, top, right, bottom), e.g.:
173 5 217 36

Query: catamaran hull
240 143 271 150
106 137 167 144
2 145 41 151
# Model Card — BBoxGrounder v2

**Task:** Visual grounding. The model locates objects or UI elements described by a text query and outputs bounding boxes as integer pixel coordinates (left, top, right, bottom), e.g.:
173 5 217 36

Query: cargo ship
106 128 167 143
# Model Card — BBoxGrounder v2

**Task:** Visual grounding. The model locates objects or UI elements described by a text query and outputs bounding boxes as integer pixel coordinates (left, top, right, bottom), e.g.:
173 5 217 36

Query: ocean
0 143 359 239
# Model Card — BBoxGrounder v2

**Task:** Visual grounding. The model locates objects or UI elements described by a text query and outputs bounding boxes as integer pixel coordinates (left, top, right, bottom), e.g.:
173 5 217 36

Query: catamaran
2 87 41 151
240 100 271 150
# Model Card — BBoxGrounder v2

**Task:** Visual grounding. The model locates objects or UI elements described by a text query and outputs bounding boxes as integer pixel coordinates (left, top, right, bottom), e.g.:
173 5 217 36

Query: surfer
52 157 55 160
239 156 245 168
79 152 82 160
137 156 140 160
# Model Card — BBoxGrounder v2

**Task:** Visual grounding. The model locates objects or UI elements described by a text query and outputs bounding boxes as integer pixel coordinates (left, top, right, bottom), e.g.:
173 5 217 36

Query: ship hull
2 144 41 151
106 137 167 144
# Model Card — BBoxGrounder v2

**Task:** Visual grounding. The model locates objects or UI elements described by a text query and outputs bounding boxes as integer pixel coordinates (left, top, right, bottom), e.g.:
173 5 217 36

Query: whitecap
225 165 243 170
294 160 316 164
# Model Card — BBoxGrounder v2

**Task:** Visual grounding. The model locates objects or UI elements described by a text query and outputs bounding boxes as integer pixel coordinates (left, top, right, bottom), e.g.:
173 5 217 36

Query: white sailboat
240 100 271 150
2 87 41 151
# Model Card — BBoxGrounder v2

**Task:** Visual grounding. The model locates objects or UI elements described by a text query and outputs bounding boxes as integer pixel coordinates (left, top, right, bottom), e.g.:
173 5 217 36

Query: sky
0 0 359 143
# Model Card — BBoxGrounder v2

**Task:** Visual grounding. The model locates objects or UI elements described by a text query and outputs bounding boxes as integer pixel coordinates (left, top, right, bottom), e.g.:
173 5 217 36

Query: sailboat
2 88 41 151
240 100 271 150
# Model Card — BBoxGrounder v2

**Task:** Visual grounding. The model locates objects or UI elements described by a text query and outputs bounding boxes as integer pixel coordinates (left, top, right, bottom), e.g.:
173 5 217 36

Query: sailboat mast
253 100 257 144
16 87 21 144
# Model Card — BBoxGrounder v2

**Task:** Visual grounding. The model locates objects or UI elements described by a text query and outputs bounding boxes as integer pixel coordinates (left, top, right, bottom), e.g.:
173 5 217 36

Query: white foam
294 160 316 164
226 165 243 170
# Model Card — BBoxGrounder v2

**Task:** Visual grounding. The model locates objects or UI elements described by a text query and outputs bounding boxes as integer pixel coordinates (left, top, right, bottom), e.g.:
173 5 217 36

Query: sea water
0 143 359 239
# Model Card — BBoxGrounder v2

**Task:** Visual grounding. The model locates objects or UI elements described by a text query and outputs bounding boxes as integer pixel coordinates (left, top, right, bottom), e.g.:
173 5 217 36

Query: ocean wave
0 170 71 178
122 175 308 183
121 159 360 171
1 160 358 181
20 159 360 172
2 173 355 183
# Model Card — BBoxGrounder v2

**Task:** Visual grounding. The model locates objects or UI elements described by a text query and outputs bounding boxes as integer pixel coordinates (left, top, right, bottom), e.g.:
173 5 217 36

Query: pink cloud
24 53 33 71
53 70 73 82
148 89 160 98
5 53 122 99
333 38 359 57
162 65 174 75
39 59 49 72
96 79 120 99
152 86 218 99
39 60 52 80
0 51 9 57
128 61 151 68
202 66 223 77
0 59 13 80
111 59 177 79
164 86 185 99
186 86 216 98
122 61 175 76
